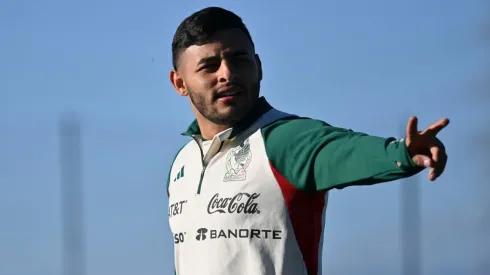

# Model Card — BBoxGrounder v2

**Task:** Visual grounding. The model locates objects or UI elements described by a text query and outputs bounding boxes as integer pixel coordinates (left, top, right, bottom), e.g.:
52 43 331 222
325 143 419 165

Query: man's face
171 28 262 126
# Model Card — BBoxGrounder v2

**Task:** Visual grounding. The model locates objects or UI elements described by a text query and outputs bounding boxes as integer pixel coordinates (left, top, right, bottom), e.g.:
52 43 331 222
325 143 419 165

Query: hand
405 116 450 181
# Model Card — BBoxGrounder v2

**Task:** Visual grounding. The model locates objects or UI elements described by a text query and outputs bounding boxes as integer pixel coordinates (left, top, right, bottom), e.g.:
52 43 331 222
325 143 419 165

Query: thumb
411 154 432 168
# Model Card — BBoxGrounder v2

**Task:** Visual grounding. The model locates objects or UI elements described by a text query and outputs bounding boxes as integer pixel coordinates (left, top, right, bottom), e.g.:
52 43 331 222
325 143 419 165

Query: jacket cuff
388 138 419 170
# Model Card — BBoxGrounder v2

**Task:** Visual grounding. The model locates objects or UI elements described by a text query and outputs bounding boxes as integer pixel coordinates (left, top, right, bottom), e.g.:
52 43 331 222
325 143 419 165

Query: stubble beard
188 82 260 126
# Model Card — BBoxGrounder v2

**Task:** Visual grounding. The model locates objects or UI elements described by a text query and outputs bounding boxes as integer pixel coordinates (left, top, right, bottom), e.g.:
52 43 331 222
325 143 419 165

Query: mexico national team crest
224 139 252 182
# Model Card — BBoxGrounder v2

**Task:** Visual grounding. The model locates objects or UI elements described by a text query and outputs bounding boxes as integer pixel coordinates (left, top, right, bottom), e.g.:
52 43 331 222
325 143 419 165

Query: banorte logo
207 192 260 215
195 227 282 241
196 228 208 241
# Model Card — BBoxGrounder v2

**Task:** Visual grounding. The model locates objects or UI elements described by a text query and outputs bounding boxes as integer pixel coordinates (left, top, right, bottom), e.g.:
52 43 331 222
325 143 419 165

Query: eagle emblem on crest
223 139 252 182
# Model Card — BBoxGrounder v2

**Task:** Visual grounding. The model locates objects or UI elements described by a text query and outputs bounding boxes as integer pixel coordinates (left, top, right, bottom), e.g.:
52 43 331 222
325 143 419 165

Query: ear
170 69 188 96
255 54 263 81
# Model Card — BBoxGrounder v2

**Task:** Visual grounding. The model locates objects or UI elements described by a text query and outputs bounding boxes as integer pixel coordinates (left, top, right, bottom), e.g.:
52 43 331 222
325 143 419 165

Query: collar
181 96 273 140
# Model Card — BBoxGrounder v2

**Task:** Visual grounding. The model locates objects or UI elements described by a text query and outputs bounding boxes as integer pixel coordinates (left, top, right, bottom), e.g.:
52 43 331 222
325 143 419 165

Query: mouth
215 86 243 101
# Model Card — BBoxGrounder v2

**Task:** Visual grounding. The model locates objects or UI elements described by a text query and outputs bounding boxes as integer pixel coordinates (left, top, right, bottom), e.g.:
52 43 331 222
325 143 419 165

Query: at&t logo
169 200 187 218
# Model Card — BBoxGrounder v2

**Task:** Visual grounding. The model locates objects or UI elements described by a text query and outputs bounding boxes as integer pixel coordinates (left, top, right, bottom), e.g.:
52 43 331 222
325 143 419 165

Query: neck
195 116 231 140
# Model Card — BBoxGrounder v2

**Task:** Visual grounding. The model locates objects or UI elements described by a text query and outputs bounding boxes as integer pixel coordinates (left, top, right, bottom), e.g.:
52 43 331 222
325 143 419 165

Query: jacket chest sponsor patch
195 227 282 241
169 200 187 218
207 192 261 215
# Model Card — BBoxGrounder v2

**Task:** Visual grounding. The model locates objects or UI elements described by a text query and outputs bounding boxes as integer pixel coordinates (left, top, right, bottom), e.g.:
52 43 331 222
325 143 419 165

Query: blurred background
1 0 489 274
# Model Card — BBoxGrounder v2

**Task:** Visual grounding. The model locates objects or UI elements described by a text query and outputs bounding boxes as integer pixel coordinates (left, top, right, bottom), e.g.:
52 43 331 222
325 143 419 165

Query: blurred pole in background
60 113 86 275
400 126 421 275
479 10 490 274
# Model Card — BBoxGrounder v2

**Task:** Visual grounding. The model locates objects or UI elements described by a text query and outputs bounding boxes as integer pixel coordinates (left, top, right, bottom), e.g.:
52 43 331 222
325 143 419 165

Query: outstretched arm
262 116 449 192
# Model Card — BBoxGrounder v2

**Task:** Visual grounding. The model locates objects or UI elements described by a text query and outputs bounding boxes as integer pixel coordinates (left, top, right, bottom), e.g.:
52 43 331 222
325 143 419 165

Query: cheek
241 71 259 89
241 65 259 81
189 76 215 90
204 76 218 89
185 78 215 98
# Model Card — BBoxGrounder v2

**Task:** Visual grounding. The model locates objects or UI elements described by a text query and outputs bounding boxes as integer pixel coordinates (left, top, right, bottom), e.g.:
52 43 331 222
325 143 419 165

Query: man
167 6 449 275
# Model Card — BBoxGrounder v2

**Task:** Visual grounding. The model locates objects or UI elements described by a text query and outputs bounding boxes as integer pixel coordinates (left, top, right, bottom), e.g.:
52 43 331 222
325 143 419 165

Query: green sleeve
261 117 423 192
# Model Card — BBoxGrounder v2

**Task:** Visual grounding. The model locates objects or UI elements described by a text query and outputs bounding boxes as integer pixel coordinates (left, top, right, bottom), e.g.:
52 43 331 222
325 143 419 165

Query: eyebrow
228 50 249 59
197 56 220 66
197 51 250 66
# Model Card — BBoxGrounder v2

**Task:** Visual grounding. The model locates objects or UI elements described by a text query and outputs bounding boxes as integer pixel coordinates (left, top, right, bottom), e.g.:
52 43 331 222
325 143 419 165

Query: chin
215 108 244 123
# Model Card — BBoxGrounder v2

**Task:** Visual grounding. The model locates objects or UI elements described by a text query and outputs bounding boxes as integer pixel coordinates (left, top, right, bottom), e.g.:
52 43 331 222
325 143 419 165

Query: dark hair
171 7 255 69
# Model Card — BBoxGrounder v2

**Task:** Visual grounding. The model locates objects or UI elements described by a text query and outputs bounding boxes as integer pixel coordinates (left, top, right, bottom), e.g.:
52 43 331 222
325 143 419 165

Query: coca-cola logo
207 193 261 214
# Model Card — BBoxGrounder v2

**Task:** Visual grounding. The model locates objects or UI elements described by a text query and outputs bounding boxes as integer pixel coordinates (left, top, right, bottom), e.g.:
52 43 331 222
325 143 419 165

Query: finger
428 146 440 181
406 116 418 139
411 154 432 168
439 151 448 178
423 117 450 137
429 148 448 181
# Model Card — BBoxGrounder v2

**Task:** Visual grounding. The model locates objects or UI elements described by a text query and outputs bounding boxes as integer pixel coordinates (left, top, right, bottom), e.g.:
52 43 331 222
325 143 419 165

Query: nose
217 60 237 83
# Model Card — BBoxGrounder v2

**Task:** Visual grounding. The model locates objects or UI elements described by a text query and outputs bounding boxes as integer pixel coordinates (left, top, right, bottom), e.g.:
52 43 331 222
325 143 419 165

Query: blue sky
1 0 489 274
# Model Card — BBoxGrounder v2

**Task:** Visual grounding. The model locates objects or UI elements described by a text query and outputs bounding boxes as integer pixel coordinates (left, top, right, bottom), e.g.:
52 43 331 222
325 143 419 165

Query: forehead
179 28 254 66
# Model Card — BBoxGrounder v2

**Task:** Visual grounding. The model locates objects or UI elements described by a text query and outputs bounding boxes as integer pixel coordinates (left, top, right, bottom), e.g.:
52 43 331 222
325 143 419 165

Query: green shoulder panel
261 117 422 192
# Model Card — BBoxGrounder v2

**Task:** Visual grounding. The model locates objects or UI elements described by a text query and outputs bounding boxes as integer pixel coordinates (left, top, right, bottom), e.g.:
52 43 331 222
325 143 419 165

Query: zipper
193 136 225 195
193 136 206 194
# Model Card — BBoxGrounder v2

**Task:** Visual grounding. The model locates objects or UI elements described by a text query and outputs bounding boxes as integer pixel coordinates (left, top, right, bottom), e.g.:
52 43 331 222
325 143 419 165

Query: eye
200 62 220 72
233 55 250 64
